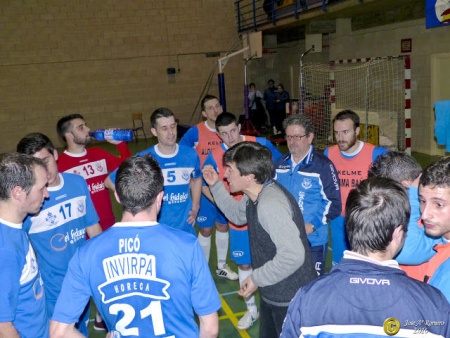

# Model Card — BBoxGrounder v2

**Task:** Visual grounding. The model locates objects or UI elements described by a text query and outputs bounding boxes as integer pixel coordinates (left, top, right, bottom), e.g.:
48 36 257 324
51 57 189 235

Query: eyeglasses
285 134 307 141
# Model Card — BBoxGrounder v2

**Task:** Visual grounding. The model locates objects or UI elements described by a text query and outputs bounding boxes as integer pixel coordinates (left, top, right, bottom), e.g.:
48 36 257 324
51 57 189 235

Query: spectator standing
263 79 277 131
273 83 289 134
248 83 266 131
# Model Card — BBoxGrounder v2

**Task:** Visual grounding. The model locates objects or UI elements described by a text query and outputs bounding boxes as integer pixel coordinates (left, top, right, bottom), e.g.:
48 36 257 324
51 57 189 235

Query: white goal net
299 58 406 151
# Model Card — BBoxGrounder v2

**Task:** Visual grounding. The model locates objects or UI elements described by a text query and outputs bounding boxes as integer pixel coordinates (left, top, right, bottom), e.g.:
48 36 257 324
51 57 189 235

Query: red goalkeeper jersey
57 142 131 231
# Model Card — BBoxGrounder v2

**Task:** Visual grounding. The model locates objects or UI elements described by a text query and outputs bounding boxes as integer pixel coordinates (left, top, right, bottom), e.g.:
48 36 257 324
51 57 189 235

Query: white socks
197 232 211 263
238 267 257 314
216 230 229 269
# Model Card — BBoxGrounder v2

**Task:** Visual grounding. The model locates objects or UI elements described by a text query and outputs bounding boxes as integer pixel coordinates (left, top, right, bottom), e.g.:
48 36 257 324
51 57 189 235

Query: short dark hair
345 177 409 255
223 142 273 184
282 114 314 135
215 112 237 130
333 110 360 129
268 79 274 85
249 83 255 88
116 155 164 216
0 152 47 200
17 133 56 156
56 114 84 142
201 95 219 112
150 107 175 128
420 156 450 189
368 151 422 183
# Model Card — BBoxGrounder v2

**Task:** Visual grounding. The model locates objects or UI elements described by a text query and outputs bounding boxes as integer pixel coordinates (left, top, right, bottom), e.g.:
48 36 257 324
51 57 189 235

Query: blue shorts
330 215 350 265
310 243 327 277
229 226 252 265
196 194 227 228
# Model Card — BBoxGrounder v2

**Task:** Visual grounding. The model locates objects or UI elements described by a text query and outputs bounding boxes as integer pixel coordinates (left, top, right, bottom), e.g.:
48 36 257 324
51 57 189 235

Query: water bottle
89 129 133 142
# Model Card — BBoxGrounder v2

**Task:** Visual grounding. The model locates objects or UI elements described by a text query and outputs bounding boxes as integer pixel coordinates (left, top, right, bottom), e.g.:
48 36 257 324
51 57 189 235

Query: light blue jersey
53 222 221 337
0 220 48 338
110 144 201 234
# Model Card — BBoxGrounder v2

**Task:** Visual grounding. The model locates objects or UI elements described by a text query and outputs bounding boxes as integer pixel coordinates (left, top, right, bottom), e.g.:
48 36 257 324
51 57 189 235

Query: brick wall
0 0 244 152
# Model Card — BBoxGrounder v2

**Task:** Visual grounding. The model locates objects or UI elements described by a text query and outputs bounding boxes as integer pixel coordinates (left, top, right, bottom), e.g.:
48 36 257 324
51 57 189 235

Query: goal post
299 56 411 154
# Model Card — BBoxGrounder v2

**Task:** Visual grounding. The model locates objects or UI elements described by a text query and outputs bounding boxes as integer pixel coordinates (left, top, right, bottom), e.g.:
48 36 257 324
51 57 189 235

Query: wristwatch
310 224 316 232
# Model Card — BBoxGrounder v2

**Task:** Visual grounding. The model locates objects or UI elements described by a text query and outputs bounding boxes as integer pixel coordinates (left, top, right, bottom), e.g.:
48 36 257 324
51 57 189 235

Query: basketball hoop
263 50 277 69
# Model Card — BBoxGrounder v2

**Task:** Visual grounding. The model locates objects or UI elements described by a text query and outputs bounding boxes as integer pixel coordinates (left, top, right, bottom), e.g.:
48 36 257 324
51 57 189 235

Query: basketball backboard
243 31 262 59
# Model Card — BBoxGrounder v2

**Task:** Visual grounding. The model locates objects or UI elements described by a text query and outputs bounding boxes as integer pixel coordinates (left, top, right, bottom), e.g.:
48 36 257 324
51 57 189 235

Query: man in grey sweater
203 141 317 338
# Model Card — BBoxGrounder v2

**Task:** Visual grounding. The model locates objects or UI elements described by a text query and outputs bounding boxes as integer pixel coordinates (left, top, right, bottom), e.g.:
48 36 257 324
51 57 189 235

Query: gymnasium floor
85 135 438 338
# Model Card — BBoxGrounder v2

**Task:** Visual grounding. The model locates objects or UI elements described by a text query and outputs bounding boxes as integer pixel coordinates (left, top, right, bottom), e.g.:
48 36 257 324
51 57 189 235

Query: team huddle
1 95 450 338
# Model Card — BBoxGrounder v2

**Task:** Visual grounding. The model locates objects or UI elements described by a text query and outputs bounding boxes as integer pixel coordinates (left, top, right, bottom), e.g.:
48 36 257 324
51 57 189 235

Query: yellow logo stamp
384 317 400 336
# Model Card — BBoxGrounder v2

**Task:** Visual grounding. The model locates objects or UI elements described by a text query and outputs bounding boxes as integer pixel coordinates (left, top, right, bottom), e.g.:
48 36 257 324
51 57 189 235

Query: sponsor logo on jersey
163 192 189 205
349 277 390 285
99 237 170 303
55 193 68 201
89 181 105 194
276 164 290 170
50 228 86 251
50 233 68 251
181 170 190 182
232 251 244 258
297 191 305 212
96 162 105 173
33 275 44 300
77 199 85 213
301 178 312 190
46 211 58 227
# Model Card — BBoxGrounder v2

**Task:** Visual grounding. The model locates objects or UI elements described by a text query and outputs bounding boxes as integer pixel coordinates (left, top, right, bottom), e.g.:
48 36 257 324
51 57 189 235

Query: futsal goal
299 56 411 153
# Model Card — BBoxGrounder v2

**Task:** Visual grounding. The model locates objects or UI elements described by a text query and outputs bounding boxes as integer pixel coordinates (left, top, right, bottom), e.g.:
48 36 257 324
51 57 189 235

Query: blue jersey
281 257 450 337
275 146 341 247
204 137 282 182
0 220 48 338
23 173 99 317
110 144 201 234
53 222 221 337
429 242 450 302
178 124 201 148
253 136 282 162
